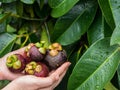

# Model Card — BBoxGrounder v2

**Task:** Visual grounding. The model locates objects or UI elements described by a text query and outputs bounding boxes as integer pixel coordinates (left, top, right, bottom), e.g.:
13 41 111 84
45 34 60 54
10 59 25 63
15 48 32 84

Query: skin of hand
2 62 71 90
0 47 71 90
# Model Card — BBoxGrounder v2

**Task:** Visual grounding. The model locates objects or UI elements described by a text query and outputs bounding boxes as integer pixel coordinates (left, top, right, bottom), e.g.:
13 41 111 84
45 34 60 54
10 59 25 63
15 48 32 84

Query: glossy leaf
0 80 10 89
109 0 120 26
117 64 120 89
20 0 35 4
7 24 16 33
104 19 113 37
87 10 104 45
0 33 16 57
67 38 120 90
110 24 120 45
98 0 115 30
110 0 120 45
52 0 98 45
48 0 63 8
50 0 79 18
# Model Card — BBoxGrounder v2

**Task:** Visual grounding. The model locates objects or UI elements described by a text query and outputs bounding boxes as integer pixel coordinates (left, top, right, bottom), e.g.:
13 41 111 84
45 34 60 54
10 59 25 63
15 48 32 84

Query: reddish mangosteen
22 51 31 64
6 54 26 73
25 41 46 62
25 61 49 77
44 43 67 69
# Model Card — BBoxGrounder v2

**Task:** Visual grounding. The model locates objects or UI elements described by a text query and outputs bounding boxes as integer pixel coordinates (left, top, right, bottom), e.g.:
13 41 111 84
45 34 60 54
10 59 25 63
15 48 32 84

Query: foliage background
0 0 120 90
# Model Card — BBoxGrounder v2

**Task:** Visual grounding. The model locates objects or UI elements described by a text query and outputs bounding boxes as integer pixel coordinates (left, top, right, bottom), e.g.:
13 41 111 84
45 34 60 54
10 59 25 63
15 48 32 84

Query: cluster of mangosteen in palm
6 41 67 77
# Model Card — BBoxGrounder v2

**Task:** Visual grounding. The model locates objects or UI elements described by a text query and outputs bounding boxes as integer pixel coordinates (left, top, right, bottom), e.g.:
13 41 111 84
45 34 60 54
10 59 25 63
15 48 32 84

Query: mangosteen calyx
6 54 26 73
25 61 49 77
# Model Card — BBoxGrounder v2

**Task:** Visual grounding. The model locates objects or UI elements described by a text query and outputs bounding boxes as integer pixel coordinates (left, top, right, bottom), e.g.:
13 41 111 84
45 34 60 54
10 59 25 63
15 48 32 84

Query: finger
38 70 68 90
52 68 68 89
48 70 55 76
33 75 58 88
50 62 71 80
38 88 52 90
4 72 24 80
39 63 70 90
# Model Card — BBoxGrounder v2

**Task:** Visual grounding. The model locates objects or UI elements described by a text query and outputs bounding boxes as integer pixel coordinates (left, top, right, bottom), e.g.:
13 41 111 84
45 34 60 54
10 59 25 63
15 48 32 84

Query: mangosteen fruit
25 41 46 62
6 54 26 73
25 61 49 77
44 43 67 69
22 51 31 64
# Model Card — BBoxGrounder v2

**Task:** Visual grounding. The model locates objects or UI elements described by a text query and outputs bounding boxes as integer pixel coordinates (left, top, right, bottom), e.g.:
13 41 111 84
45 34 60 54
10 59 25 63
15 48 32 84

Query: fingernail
68 62 71 66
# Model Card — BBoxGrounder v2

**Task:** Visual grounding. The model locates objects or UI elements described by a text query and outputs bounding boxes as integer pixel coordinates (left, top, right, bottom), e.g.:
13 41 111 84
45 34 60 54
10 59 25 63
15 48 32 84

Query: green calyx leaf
6 54 18 67
38 47 46 54
35 41 46 48
6 63 13 68
30 61 37 69
13 60 21 69
35 42 42 48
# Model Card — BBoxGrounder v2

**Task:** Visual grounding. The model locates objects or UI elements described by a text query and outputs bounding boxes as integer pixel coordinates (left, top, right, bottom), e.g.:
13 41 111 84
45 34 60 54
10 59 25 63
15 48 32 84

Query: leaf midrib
75 47 119 89
50 0 66 8
56 7 87 41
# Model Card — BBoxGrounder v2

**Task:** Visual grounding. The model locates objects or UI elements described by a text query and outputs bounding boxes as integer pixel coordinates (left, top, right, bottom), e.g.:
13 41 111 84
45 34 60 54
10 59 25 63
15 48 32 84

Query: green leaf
110 24 120 45
0 33 16 57
7 24 16 33
20 0 35 4
104 19 113 37
0 0 16 3
52 0 98 45
48 0 63 8
98 0 115 30
0 13 11 23
16 1 23 16
109 0 120 26
117 64 120 88
67 38 120 90
40 24 51 48
87 10 104 45
50 0 79 18
0 20 6 33
0 80 10 89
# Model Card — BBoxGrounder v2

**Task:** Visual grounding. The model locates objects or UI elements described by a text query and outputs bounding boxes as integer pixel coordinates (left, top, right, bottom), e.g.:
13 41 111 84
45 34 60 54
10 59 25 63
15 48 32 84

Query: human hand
2 62 71 90
0 47 26 80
